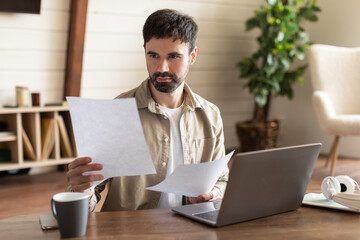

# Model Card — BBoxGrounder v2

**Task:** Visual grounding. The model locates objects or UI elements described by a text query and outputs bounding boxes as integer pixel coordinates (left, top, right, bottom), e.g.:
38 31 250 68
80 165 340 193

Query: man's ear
190 46 198 65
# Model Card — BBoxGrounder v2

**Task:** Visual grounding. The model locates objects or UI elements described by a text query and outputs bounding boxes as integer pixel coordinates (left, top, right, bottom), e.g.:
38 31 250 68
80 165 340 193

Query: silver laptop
172 143 322 227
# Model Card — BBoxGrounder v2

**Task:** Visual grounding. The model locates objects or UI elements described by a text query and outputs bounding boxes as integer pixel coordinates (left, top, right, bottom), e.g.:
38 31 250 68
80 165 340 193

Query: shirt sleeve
65 179 108 212
212 107 229 197
92 179 108 210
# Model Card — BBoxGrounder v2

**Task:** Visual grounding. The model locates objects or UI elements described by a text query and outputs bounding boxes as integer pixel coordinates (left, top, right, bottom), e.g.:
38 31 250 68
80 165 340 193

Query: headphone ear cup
321 176 340 200
335 175 356 194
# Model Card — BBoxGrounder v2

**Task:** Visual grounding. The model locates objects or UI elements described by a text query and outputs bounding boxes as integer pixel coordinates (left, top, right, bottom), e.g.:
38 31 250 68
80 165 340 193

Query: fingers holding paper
189 188 221 204
66 157 104 194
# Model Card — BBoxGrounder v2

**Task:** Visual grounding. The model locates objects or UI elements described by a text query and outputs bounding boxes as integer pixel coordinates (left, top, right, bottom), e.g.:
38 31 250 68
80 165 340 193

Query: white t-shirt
157 104 184 208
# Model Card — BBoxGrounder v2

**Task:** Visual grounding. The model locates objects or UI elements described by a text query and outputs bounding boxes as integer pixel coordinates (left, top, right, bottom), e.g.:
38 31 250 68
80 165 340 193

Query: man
66 9 228 211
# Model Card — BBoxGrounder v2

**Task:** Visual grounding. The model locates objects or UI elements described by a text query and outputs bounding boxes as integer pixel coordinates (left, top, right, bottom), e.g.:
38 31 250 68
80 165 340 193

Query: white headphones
321 175 360 210
321 175 358 200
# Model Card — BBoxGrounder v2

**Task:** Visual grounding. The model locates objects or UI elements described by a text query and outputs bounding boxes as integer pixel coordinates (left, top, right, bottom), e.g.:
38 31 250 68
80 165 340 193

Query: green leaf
306 13 318 22
285 43 295 50
275 2 284 12
297 76 304 85
264 58 278 75
267 54 274 65
295 48 305 60
287 0 297 6
296 0 304 7
283 6 295 19
298 7 319 22
267 17 276 25
286 23 298 35
260 87 269 96
298 32 309 44
255 94 267 107
277 31 285 42
246 17 259 31
266 0 277 7
312 5 322 12
280 58 291 70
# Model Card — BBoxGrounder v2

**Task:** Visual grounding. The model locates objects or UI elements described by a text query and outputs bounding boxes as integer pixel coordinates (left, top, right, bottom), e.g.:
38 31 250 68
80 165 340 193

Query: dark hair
143 9 198 52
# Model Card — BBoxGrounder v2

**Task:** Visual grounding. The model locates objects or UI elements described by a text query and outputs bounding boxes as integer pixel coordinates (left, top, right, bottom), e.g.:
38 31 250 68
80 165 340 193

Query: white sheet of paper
67 97 156 186
146 151 234 197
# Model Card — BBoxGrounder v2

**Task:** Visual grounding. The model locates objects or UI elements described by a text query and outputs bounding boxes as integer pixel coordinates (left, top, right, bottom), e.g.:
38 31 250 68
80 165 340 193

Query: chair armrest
313 91 336 119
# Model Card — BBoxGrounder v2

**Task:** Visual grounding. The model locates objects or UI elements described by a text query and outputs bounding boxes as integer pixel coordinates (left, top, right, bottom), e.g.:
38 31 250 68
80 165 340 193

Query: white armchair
309 44 360 176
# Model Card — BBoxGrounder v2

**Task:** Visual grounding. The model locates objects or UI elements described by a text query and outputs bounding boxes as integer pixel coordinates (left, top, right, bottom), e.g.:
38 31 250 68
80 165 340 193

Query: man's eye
149 54 158 59
169 54 180 59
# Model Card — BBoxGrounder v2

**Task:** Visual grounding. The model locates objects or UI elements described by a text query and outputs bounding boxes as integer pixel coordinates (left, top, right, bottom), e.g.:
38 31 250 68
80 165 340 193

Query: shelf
0 136 17 142
0 107 76 171
0 106 69 114
0 158 74 171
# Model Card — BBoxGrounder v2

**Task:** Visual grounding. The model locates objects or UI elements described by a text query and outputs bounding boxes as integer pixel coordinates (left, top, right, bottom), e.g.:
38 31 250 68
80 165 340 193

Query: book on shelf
41 117 55 160
57 115 73 158
21 126 36 161
63 114 77 157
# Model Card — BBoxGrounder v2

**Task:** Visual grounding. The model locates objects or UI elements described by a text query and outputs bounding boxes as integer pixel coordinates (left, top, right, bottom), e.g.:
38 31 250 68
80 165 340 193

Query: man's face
144 38 197 93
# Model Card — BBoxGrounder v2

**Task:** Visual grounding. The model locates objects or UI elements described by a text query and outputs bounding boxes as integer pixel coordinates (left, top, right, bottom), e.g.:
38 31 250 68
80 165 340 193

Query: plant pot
235 120 279 152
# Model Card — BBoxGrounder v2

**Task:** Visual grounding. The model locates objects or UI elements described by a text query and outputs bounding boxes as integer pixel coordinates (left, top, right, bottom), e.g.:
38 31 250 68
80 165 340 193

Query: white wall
0 0 70 106
270 0 360 158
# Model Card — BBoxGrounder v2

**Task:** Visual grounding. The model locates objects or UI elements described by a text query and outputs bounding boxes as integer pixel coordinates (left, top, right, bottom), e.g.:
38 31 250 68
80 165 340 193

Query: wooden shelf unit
0 106 76 171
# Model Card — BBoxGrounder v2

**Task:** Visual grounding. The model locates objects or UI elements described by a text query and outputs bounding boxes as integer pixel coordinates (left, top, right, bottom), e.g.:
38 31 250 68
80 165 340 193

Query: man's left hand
189 188 221 204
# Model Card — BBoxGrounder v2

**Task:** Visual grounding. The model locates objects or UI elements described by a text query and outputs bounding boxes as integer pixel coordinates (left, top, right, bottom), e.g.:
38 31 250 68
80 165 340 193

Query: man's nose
158 59 170 72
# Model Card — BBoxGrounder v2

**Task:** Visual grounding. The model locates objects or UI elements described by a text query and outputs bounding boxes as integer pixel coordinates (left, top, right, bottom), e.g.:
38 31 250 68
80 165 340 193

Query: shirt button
162 162 166 167
164 137 169 142
163 116 168 120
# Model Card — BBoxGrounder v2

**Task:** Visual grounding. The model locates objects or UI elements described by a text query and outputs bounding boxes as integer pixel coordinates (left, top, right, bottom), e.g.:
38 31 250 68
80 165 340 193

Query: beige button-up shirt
85 79 228 211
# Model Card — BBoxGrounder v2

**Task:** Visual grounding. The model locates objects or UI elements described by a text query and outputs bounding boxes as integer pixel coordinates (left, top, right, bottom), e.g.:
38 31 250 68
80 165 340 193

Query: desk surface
1 206 360 239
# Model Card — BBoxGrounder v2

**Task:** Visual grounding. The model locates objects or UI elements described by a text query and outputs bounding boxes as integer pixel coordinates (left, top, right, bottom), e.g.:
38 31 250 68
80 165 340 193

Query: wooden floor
1 155 360 220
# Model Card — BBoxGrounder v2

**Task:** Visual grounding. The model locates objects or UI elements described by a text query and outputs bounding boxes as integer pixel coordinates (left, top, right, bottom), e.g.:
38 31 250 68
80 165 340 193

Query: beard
149 72 184 93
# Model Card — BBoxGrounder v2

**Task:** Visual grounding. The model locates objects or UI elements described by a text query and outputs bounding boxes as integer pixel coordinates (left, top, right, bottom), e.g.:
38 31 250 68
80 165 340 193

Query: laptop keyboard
193 210 219 222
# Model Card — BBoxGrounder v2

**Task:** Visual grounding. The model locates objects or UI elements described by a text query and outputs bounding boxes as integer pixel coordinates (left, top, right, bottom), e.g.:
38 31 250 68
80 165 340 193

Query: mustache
152 72 176 80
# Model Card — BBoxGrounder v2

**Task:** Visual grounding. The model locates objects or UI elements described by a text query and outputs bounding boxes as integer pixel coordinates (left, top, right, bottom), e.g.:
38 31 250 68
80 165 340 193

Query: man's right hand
66 157 104 195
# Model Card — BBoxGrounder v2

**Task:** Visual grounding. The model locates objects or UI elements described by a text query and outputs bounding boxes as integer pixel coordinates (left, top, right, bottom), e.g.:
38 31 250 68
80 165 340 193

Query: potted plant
235 0 321 152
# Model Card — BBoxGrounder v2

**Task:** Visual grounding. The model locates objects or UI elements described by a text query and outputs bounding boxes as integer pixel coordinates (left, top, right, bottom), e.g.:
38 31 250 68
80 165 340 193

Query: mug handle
51 199 57 219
